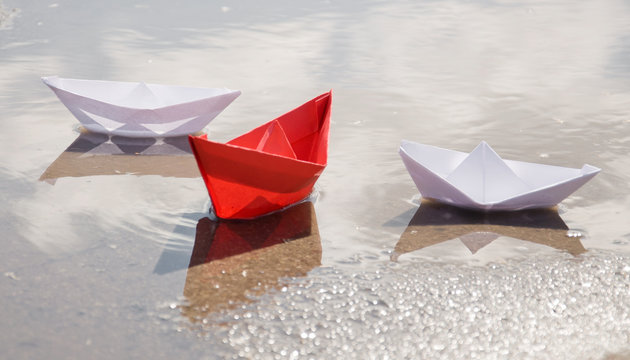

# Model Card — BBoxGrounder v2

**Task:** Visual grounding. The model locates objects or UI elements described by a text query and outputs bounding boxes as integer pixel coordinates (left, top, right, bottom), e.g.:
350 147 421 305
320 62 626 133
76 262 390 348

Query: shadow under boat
181 201 321 322
39 131 199 182
394 201 586 260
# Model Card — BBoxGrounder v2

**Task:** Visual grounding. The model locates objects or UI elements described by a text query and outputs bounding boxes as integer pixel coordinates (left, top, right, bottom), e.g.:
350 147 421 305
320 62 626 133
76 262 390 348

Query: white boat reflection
39 131 199 182
394 201 586 261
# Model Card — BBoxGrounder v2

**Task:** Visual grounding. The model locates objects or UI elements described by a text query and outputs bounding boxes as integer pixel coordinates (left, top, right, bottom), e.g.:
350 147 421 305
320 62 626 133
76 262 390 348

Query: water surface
1 0 630 358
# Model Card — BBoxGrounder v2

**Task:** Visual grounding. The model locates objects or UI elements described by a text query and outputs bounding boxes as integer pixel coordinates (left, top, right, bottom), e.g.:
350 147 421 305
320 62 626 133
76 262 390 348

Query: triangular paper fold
255 120 297 159
446 141 531 203
140 116 198 135
79 108 127 132
119 82 163 108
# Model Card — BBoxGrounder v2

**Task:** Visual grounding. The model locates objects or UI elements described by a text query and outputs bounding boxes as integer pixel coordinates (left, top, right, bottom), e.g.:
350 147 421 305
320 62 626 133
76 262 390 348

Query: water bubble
566 230 582 238
4 272 18 280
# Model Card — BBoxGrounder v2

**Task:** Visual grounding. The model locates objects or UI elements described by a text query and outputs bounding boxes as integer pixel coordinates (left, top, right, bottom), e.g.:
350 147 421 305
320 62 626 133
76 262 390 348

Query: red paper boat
188 91 332 219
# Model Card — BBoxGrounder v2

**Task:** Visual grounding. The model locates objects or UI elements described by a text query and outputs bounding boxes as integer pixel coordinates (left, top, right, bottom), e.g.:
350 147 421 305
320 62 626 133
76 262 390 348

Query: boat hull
189 136 324 218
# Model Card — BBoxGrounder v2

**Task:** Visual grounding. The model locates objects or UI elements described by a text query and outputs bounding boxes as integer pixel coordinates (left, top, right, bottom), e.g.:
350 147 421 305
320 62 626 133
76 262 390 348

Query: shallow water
1 0 630 358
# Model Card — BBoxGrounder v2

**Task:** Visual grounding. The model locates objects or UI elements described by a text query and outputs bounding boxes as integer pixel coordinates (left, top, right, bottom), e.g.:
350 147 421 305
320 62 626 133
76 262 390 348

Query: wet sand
2 0 630 358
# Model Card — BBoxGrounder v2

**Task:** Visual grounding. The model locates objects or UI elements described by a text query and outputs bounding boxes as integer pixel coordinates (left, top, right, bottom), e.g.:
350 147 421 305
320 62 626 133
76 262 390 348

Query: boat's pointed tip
581 164 602 174
398 140 417 156
222 89 241 102
471 140 499 156
41 75 62 87
317 89 332 99
478 140 491 148
188 132 207 141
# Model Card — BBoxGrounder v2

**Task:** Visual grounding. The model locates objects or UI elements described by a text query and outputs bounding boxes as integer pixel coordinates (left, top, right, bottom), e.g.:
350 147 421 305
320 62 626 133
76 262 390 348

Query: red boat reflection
182 201 321 321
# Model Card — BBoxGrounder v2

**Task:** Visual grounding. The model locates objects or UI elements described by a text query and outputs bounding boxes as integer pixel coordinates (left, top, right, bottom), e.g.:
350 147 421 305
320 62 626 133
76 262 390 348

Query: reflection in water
39 131 199 182
181 201 321 322
394 201 586 260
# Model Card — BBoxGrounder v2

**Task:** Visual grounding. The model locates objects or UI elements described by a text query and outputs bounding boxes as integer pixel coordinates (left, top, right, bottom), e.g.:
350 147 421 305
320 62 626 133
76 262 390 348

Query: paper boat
42 76 241 137
189 91 332 219
399 140 600 211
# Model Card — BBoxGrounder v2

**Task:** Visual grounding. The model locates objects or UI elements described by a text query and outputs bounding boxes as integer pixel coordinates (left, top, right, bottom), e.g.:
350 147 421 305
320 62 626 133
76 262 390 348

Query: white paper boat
42 76 241 137
399 140 601 211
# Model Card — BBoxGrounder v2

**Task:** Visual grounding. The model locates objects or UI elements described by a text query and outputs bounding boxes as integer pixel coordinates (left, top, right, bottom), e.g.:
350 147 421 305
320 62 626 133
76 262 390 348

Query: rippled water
1 0 630 359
